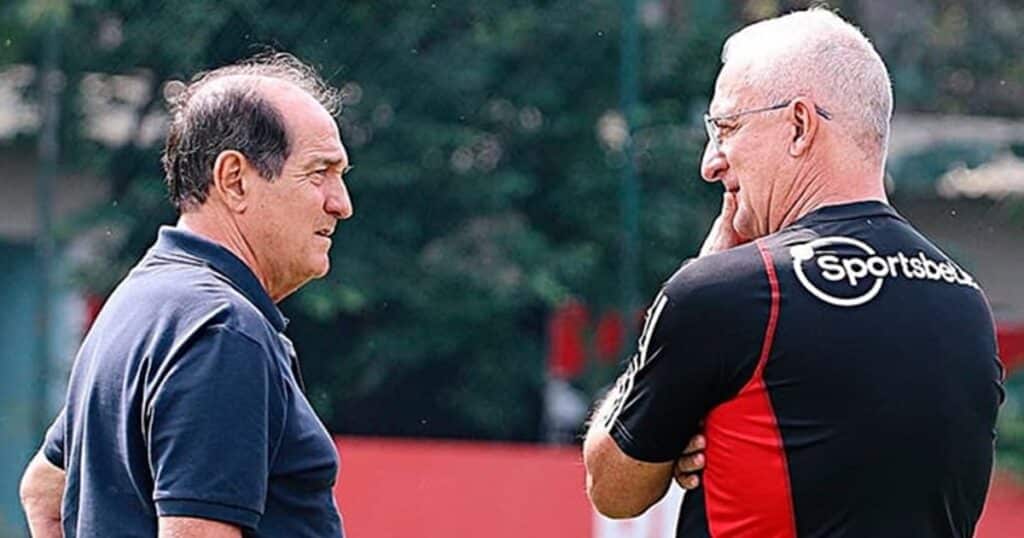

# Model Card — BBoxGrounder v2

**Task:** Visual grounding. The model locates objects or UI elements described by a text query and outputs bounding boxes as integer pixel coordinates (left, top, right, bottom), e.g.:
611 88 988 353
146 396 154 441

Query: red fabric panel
333 437 592 537
702 241 796 538
547 299 590 378
997 323 1024 375
595 310 625 363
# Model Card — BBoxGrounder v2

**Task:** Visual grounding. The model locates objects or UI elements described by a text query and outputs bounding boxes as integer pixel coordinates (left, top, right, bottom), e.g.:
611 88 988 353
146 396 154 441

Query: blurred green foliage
2 0 1023 446
2 0 734 440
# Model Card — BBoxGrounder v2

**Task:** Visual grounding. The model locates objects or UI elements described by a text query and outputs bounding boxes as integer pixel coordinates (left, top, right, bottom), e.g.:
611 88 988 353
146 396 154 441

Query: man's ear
788 97 819 157
211 150 249 212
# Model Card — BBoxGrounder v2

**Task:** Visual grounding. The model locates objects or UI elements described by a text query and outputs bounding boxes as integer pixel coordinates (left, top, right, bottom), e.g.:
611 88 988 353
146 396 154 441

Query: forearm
20 451 65 537
584 395 635 514
159 516 242 538
26 515 62 538
584 384 674 518
583 382 623 470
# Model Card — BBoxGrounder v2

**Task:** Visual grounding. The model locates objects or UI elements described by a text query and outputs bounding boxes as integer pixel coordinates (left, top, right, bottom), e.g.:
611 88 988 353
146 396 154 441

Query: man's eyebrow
306 156 348 168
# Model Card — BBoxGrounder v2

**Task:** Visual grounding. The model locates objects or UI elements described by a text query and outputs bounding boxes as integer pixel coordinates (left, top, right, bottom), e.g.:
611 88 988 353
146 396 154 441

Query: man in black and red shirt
583 8 1004 538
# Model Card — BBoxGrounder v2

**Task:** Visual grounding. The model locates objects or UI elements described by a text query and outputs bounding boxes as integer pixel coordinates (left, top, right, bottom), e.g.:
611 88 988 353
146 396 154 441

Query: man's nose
325 178 354 220
700 142 728 183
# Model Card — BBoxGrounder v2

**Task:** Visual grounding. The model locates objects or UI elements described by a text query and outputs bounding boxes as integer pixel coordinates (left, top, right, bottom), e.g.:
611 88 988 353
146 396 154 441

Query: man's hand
699 191 746 257
674 434 706 490
585 415 708 519
20 451 65 538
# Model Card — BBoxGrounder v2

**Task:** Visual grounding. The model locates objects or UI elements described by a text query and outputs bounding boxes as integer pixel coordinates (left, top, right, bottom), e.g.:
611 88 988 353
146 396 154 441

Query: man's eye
715 122 736 135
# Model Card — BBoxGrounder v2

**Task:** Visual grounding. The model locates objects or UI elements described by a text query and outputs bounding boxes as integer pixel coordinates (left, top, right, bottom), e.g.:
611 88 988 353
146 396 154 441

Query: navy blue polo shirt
43 227 344 537
606 201 1004 537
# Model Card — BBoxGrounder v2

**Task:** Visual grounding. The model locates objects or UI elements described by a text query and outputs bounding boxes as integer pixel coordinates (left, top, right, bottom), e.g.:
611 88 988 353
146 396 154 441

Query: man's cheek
732 205 757 239
733 195 751 221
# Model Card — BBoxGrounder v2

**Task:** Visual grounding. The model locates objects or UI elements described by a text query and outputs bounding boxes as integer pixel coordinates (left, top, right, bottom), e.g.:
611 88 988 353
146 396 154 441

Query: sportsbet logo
789 236 978 307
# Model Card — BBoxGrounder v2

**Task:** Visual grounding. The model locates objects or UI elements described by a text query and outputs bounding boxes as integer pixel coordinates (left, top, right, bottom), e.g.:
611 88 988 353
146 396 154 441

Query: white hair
721 8 893 160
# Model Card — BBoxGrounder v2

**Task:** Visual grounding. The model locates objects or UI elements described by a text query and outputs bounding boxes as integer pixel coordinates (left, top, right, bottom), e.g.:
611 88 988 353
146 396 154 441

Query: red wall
332 322 1024 537
334 437 593 537
334 437 1024 538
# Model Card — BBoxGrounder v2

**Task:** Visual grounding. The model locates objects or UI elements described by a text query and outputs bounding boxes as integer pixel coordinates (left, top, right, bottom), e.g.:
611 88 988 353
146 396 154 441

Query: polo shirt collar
152 226 288 332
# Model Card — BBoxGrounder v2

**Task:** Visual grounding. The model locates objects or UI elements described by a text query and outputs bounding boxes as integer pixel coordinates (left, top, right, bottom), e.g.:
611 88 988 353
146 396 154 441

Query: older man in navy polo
19 53 353 538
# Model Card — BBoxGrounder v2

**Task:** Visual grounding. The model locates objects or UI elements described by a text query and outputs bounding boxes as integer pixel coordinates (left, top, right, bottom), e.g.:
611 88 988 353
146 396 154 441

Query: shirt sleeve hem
155 498 261 530
609 419 675 464
42 444 64 470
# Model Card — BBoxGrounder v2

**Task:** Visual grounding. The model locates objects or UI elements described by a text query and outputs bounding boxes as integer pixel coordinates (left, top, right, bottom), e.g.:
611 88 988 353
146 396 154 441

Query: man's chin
303 256 331 281
314 260 330 278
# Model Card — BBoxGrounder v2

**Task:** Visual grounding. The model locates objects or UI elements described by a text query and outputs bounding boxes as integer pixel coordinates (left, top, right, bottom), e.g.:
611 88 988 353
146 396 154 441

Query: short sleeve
605 269 764 462
146 325 287 530
42 408 66 469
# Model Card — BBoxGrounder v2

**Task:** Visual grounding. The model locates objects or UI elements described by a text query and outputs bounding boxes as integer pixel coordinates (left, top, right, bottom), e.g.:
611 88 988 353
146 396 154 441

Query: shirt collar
151 226 288 332
789 200 904 228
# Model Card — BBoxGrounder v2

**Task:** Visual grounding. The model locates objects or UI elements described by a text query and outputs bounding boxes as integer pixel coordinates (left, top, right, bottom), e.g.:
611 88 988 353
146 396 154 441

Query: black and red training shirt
606 201 1004 537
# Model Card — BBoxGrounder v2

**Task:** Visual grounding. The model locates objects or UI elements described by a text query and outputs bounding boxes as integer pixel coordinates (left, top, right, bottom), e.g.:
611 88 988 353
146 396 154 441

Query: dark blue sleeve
606 258 765 462
42 408 66 469
146 325 287 530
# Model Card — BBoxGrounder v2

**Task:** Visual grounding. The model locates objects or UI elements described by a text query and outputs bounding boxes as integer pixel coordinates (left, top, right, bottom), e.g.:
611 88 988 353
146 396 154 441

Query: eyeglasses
704 100 832 153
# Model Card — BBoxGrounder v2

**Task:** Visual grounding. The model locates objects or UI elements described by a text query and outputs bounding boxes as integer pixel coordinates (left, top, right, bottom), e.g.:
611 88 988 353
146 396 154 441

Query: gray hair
161 52 341 212
721 8 893 160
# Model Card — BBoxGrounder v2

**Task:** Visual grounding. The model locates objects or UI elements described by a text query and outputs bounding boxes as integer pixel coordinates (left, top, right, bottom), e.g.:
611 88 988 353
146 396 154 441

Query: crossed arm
583 192 737 518
19 450 240 538
583 390 706 519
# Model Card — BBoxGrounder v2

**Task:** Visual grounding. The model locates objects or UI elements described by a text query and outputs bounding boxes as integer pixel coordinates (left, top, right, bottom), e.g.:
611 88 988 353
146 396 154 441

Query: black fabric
607 245 767 463
607 202 1004 537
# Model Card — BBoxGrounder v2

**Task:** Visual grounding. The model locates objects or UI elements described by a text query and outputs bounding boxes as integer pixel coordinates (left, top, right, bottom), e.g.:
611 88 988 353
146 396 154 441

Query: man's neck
770 154 888 234
177 210 278 300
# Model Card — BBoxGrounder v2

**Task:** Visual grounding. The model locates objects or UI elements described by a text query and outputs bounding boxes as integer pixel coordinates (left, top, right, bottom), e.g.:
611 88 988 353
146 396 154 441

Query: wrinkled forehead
708 60 760 116
285 115 346 167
